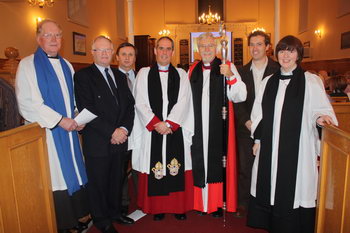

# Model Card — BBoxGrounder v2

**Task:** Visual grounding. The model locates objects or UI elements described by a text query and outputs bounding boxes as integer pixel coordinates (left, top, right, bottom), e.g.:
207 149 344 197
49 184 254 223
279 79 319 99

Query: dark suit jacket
235 58 279 136
74 64 135 157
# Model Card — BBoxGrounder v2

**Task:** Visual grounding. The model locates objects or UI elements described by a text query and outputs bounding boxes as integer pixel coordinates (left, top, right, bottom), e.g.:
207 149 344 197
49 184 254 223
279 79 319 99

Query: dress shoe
153 213 165 221
174 213 187 220
113 216 134 225
211 208 223 218
72 218 92 232
100 224 118 233
233 206 247 218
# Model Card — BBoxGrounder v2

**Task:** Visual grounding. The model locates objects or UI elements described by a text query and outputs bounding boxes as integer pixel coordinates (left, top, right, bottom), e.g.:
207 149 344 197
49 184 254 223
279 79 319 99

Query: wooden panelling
316 125 350 233
332 102 350 132
301 58 350 75
0 124 57 233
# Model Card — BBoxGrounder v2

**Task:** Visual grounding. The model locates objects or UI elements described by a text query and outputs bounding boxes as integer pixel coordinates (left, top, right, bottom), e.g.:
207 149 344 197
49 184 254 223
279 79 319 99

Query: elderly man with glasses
16 19 90 233
74 36 135 233
188 32 246 217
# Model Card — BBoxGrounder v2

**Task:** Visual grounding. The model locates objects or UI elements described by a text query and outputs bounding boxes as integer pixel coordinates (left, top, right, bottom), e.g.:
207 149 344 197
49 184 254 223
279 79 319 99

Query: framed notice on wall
341 31 350 49
73 32 86 56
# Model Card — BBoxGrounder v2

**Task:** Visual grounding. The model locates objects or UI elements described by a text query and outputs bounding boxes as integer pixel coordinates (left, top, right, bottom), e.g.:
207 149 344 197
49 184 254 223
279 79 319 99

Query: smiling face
116 46 136 71
277 49 298 73
198 37 216 64
36 21 62 56
154 38 174 66
92 37 114 67
249 35 269 62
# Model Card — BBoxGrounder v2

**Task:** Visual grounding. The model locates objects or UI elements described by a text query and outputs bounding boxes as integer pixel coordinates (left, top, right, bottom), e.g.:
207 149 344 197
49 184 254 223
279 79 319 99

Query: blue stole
34 47 87 195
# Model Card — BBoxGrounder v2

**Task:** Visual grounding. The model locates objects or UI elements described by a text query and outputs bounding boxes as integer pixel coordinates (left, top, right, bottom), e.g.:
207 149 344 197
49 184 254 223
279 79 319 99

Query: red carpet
87 210 267 233
87 173 267 233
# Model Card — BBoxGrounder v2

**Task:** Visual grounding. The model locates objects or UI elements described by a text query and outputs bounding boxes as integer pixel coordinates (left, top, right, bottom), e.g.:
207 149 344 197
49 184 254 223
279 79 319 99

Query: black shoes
153 213 165 221
174 214 187 220
211 208 223 218
113 216 134 225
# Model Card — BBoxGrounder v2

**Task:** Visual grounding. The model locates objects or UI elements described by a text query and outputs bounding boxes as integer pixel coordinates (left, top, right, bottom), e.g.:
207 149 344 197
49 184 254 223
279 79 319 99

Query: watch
165 122 171 128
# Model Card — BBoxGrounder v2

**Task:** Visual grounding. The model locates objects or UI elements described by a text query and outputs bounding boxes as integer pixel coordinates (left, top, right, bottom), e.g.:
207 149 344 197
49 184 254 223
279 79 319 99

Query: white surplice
15 54 83 191
250 70 338 208
195 62 247 212
130 66 194 175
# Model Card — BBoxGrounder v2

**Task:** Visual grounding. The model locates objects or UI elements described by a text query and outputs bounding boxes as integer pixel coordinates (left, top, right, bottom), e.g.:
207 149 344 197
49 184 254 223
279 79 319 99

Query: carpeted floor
86 172 267 233
87 210 267 233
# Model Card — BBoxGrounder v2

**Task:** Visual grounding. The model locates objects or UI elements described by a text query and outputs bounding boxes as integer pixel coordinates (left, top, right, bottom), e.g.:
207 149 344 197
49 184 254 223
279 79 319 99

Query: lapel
90 64 119 110
242 60 256 100
263 57 279 79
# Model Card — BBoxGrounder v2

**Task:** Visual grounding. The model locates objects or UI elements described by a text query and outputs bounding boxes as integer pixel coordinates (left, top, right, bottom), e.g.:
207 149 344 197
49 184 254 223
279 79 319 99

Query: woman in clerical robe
247 35 337 233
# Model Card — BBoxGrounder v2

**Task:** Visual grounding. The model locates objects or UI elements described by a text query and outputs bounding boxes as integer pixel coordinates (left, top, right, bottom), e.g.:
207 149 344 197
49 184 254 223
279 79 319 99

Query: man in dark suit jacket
234 31 279 218
115 42 138 216
74 36 135 233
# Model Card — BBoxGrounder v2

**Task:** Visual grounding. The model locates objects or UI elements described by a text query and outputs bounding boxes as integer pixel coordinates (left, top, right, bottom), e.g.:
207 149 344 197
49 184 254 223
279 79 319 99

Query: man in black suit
74 36 135 233
115 42 138 216
234 30 279 218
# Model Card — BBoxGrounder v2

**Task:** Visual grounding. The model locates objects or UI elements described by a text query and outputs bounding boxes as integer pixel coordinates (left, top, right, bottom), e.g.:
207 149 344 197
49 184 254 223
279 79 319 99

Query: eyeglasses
198 44 216 49
41 33 63 39
92 48 114 53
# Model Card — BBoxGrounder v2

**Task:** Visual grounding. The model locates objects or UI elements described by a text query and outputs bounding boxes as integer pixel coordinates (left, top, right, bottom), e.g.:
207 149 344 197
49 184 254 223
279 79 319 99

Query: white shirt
250 57 268 96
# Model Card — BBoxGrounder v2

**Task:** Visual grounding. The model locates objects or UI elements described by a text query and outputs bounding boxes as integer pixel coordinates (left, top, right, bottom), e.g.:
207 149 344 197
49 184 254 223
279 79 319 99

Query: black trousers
247 196 316 233
85 153 123 230
236 135 255 209
53 186 89 230
121 150 138 207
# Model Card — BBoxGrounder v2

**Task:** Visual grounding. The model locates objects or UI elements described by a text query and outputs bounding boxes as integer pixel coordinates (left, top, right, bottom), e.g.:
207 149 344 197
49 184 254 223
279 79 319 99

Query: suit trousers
85 152 123 230
121 150 138 207
236 135 255 209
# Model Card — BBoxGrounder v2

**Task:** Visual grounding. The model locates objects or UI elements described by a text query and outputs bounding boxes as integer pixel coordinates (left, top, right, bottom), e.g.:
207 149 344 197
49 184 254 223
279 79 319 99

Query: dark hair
275 35 304 64
116 42 137 56
329 75 347 92
156 36 174 50
247 30 271 46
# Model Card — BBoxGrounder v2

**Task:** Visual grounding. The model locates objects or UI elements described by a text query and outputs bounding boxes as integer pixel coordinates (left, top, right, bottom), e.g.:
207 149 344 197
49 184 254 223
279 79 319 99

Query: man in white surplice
15 19 89 232
129 36 194 221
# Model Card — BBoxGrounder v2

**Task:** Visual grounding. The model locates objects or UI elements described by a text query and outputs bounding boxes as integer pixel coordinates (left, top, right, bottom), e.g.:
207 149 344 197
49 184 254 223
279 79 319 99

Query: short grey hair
197 32 216 45
36 19 62 36
91 35 114 50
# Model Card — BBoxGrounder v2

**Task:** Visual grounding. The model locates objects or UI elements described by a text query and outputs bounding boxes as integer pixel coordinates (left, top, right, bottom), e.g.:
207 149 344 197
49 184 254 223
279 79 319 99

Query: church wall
280 0 350 62
0 0 124 64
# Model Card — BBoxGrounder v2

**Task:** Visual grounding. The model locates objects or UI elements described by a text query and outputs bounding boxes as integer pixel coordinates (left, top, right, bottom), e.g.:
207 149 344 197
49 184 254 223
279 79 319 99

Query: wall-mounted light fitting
28 0 54 8
314 29 322 38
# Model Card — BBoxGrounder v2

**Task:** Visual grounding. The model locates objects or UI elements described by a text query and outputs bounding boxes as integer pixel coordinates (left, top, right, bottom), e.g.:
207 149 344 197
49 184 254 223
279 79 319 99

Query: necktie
125 72 132 91
105 68 119 105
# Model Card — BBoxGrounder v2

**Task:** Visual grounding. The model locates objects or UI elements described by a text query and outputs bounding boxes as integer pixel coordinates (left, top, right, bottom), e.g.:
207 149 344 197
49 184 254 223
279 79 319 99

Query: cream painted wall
280 0 350 60
0 0 125 64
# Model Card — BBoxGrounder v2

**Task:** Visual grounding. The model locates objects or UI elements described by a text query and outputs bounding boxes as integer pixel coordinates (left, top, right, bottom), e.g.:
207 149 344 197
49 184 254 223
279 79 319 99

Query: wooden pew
0 123 57 233
332 102 350 132
316 125 350 233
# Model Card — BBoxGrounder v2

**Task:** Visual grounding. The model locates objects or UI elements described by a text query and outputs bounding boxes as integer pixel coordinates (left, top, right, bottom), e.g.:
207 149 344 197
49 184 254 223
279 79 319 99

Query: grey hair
36 19 62 36
197 32 216 45
91 35 114 50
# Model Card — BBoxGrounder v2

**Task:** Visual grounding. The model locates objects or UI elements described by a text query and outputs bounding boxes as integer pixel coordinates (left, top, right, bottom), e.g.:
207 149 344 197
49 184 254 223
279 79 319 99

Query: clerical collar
203 62 211 70
158 64 169 72
44 51 59 59
280 65 297 76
